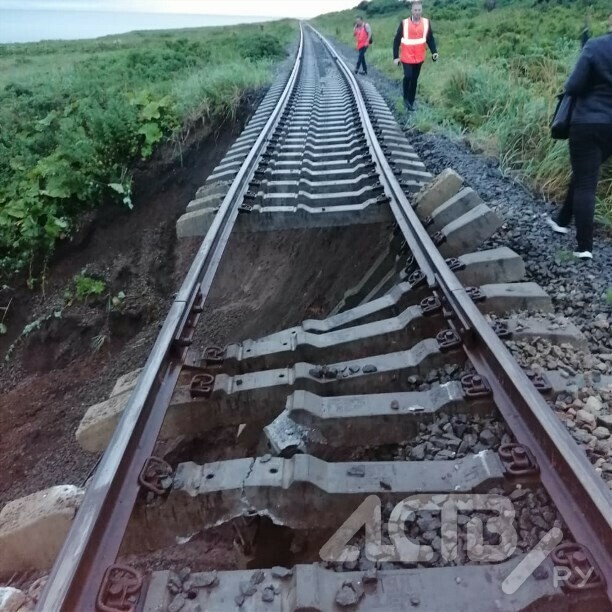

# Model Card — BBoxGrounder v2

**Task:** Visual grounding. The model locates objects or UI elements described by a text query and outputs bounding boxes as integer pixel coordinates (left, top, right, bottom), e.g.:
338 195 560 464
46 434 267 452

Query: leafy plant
0 20 296 280
74 274 106 301
108 170 133 210
4 308 61 361
129 92 176 158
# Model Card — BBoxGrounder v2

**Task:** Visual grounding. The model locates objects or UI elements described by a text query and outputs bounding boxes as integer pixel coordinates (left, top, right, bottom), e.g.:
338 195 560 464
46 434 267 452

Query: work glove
394 58 401 66
432 53 439 62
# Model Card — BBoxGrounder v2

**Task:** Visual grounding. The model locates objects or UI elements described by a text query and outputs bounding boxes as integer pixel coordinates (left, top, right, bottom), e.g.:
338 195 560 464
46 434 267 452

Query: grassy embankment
0 20 296 281
314 0 612 221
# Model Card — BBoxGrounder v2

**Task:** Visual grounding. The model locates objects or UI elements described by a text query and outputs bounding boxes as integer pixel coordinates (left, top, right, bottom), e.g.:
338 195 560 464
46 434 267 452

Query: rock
0 588 26 612
576 409 597 430
168 594 186 612
531 515 549 530
572 429 594 445
322 367 338 379
168 572 182 595
595 438 612 455
479 428 498 447
362 365 378 374
179 567 191 582
271 566 293 579
262 586 275 603
411 443 426 460
192 571 218 588
597 414 612 430
585 396 603 413
509 488 529 501
363 569 378 583
422 530 437 543
335 581 364 607
593 427 611 440
239 581 257 597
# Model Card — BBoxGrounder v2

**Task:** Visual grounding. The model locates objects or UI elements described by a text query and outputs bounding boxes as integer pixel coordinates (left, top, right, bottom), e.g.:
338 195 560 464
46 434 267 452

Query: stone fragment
168 594 186 612
192 572 218 589
271 567 293 579
363 569 378 584
0 588 26 612
262 586 275 603
576 409 597 430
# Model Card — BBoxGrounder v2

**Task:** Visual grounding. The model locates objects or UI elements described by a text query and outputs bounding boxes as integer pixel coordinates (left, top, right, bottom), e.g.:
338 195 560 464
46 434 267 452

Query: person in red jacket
354 16 372 75
393 1 439 111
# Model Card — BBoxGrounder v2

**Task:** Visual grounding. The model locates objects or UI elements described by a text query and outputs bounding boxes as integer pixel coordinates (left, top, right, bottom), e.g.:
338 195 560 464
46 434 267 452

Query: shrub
238 32 287 61
0 21 295 280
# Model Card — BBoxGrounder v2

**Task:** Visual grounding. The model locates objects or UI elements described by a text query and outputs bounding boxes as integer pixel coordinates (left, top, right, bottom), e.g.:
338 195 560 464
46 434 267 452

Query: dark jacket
565 33 612 125
393 19 437 62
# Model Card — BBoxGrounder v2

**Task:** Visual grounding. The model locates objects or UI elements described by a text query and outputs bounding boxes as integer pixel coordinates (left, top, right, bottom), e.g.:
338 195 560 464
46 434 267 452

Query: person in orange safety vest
393 1 438 111
354 16 372 75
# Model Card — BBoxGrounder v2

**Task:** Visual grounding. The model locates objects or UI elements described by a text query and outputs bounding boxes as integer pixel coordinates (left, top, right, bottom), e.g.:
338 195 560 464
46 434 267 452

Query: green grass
314 0 612 221
0 20 296 281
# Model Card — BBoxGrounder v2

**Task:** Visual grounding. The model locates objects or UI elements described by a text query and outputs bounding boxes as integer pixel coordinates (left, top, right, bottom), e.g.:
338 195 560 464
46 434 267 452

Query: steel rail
311 24 612 603
37 26 305 612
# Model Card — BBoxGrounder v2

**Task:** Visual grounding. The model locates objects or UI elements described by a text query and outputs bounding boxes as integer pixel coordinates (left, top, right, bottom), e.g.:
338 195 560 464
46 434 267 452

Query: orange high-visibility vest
355 24 370 50
400 17 429 64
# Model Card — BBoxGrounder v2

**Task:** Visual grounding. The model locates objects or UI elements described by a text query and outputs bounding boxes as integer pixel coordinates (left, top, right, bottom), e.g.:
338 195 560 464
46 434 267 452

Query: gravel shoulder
324 33 612 488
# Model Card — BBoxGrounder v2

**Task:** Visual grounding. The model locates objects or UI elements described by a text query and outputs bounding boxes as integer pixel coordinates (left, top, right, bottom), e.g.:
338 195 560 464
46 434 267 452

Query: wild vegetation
314 0 612 222
0 21 295 281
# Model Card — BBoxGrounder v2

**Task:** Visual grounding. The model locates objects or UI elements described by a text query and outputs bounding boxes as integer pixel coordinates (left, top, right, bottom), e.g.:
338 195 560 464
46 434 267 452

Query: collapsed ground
1 24 612 603
0 113 245 505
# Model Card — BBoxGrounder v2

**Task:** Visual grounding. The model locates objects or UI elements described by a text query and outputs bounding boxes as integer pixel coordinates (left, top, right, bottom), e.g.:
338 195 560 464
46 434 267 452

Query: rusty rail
37 27 305 612
37 22 612 610
311 24 612 603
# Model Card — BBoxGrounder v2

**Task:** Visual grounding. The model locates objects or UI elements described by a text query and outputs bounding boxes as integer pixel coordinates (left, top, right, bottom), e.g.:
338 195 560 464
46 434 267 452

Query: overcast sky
0 0 359 18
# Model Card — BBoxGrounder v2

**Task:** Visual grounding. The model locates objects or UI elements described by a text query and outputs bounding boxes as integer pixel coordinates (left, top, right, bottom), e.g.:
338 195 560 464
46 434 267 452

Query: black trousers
356 47 367 74
402 62 423 105
557 124 612 251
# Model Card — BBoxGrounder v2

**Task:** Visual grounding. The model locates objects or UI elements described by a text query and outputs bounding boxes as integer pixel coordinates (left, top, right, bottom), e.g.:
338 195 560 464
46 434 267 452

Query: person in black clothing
392 1 438 111
546 13 612 259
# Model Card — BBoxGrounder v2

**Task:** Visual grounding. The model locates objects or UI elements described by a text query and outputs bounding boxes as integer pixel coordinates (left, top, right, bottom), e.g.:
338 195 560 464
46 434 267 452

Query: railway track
20 24 611 611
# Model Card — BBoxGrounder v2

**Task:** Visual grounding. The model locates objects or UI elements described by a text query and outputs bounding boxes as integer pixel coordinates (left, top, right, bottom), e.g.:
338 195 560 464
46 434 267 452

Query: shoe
573 251 593 260
545 216 569 234
361 72 368 76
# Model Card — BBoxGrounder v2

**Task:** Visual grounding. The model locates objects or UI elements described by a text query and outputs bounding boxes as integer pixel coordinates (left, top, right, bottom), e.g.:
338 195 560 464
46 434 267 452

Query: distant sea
0 9 275 44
